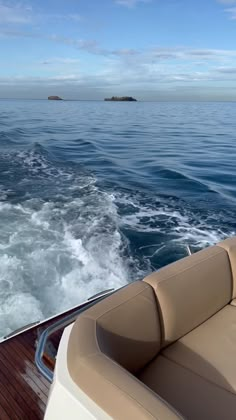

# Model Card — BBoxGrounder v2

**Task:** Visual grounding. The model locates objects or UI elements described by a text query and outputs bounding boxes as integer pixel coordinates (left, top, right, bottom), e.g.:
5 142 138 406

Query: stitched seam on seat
162 353 236 397
150 248 228 286
79 291 159 357
150 288 165 345
80 353 184 420
95 292 160 359
84 284 152 321
217 247 234 298
80 355 158 419
95 318 100 353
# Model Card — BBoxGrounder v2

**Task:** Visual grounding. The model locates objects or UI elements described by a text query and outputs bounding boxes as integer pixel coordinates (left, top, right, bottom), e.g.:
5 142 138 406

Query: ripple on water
0 100 236 337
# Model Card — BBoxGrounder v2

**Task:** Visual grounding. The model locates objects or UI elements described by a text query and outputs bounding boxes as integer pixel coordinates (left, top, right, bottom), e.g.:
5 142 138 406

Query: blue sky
1 0 236 100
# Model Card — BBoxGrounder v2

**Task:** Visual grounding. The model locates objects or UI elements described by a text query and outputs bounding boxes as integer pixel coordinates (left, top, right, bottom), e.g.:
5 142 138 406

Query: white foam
115 192 234 248
0 293 43 337
0 186 13 201
0 180 130 337
0 147 234 338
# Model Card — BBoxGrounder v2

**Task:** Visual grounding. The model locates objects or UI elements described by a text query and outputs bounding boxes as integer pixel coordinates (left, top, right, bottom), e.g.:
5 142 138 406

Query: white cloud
2 59 236 101
224 6 236 18
2 62 236 90
2 28 236 62
216 66 236 73
0 2 32 24
217 0 236 19
49 35 103 54
1 23 236 99
144 47 236 62
115 0 150 8
37 12 83 23
0 29 101 53
0 1 83 26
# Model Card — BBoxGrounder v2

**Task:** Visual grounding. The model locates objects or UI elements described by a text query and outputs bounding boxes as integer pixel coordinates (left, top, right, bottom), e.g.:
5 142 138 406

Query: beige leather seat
67 237 236 419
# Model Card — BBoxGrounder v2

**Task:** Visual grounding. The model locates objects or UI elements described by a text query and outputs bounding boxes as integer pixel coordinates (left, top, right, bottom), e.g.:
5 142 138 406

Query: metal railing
186 245 192 256
35 289 114 382
35 244 194 383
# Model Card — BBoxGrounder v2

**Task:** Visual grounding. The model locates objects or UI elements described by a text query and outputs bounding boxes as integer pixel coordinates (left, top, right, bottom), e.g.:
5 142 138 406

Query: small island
104 96 137 102
48 96 63 100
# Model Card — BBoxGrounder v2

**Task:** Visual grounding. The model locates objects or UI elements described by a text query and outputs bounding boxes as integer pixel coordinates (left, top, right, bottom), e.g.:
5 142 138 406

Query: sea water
0 99 235 337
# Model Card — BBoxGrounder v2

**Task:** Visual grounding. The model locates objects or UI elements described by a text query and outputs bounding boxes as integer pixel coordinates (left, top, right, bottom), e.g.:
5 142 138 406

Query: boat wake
0 143 235 337
0 145 131 337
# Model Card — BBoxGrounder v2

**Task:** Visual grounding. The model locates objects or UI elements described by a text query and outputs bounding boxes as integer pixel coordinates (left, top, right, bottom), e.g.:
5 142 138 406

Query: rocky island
48 96 63 100
104 96 137 102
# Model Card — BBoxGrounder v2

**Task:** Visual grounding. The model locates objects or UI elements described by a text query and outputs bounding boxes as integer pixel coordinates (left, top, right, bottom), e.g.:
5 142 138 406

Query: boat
1 236 236 419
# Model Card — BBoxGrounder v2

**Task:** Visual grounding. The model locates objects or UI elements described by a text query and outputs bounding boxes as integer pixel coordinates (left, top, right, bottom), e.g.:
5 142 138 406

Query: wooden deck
0 302 89 419
0 291 112 419
0 323 50 419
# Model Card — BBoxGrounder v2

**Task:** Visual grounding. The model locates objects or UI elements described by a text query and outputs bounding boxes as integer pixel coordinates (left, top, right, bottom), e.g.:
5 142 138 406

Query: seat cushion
86 280 161 374
138 355 236 420
67 281 183 419
144 245 232 346
163 304 236 393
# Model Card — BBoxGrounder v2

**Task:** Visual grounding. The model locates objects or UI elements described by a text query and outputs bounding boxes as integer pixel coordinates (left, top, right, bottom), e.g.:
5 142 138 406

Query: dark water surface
0 99 236 337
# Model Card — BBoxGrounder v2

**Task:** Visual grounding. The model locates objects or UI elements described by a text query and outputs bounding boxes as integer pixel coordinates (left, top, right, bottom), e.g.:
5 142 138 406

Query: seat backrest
67 280 183 419
68 281 161 374
144 243 233 347
217 236 236 299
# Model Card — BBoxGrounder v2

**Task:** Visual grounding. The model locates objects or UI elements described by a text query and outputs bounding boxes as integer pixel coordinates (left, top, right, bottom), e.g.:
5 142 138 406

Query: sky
1 0 236 100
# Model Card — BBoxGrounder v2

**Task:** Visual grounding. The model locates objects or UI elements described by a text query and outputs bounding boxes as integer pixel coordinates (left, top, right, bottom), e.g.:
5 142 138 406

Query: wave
147 165 221 197
0 145 133 337
0 131 17 146
114 191 235 268
0 143 235 337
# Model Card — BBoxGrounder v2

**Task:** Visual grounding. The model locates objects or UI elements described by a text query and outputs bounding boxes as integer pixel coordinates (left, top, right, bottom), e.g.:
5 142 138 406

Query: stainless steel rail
36 246 194 384
35 290 114 383
186 245 192 256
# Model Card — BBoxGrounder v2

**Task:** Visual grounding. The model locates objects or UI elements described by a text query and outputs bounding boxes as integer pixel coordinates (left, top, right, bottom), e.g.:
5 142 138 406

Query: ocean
0 99 236 338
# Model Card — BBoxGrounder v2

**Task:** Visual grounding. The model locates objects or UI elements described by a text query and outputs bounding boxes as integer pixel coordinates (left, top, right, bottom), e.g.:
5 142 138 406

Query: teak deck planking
0 325 49 419
0 303 87 419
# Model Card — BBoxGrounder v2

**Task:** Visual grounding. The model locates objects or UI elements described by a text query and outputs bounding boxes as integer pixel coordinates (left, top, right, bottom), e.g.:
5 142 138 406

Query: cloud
0 29 101 54
113 46 236 61
2 63 236 92
1 27 236 62
2 27 236 62
224 7 236 18
0 1 83 27
115 0 150 8
217 0 236 18
148 47 236 62
217 0 236 4
0 74 81 85
49 35 100 53
2 57 236 101
216 66 236 73
37 12 83 23
1 20 236 100
0 2 32 24
41 58 80 65
112 48 138 56
0 73 120 89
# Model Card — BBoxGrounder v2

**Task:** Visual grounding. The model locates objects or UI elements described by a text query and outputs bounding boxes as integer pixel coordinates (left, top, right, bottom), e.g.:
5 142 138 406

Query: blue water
0 99 236 337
